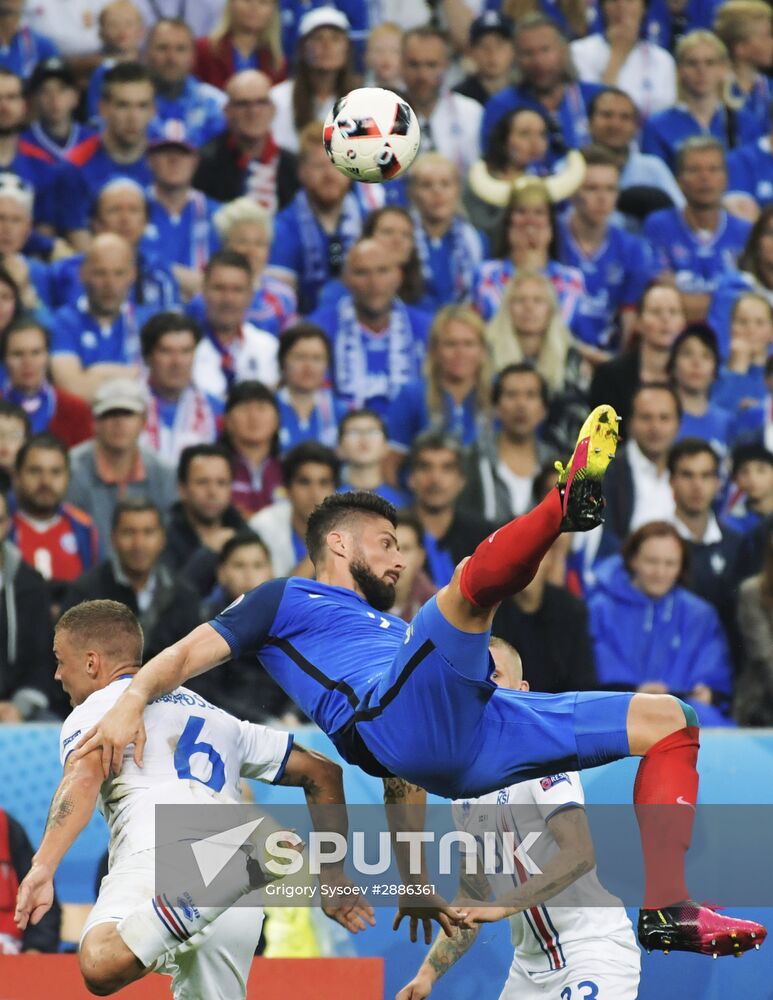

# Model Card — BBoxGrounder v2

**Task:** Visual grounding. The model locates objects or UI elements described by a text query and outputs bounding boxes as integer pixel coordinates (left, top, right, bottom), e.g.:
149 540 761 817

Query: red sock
633 726 700 909
459 489 563 608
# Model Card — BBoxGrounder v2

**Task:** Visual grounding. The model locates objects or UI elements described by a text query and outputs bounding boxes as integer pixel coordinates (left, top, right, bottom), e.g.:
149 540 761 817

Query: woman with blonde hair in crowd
194 0 286 89
385 305 493 483
187 197 297 337
269 8 357 154
713 0 773 132
641 30 758 171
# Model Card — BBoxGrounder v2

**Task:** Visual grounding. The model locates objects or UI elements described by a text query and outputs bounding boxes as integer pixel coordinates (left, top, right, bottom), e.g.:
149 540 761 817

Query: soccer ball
323 88 421 183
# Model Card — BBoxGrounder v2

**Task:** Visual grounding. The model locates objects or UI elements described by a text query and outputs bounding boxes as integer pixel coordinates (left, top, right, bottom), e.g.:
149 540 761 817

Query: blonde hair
423 306 492 420
713 0 772 53
485 270 570 391
675 31 730 103
210 0 283 73
408 152 460 185
504 0 587 40
297 120 326 161
213 196 272 243
367 21 403 46
731 291 773 324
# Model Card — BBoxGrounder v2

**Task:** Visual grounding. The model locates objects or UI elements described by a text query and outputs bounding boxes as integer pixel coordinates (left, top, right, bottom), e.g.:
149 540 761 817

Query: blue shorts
353 596 633 799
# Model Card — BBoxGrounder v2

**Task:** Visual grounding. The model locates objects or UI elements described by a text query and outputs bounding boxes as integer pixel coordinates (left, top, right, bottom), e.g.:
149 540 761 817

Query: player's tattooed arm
383 777 426 805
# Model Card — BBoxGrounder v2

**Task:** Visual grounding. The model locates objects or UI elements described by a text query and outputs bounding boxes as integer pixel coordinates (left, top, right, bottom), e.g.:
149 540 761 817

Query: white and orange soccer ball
323 87 421 183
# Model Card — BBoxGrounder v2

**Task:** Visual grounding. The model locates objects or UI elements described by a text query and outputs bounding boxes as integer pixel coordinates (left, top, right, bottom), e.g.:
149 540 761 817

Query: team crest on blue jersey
540 773 570 790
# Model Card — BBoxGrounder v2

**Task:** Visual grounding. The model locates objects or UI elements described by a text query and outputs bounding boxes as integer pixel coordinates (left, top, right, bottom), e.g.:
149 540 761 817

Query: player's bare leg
80 923 148 996
440 404 766 958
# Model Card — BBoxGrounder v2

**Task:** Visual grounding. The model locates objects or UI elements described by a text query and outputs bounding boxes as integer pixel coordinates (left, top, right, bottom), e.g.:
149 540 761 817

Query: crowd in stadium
0 0 769 759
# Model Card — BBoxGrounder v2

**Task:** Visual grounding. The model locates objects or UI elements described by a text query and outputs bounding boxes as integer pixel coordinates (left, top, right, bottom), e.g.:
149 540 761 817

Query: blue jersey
0 26 57 79
5 138 65 229
276 387 348 453
676 406 733 456
643 208 751 296
151 76 226 147
728 75 773 135
210 577 408 737
706 270 758 360
51 299 150 367
413 219 488 308
641 104 760 171
20 121 97 162
144 188 221 270
557 219 654 348
641 0 722 49
727 138 773 207
481 81 602 163
48 253 179 312
712 365 767 415
387 378 482 451
60 137 153 227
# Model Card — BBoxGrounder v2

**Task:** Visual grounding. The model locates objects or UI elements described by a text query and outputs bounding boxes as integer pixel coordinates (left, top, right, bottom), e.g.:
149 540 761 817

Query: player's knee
79 940 131 996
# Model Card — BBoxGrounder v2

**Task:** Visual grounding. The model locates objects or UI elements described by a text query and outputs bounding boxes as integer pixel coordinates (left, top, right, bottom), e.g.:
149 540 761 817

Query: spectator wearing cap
59 62 155 240
21 58 97 161
140 312 220 465
60 496 203 660
49 233 151 401
143 123 221 298
269 7 357 155
192 250 279 404
145 18 226 146
193 0 287 90
480 15 604 163
10 432 98 606
309 238 430 418
0 70 70 240
569 0 677 118
1 317 92 446
193 69 298 216
454 12 516 107
221 380 284 517
280 1 367 72
266 121 363 314
48 178 179 313
407 430 495 588
722 444 773 535
0 173 52 316
587 87 685 221
0 0 58 80
249 440 339 577
66 378 176 556
162 442 246 581
402 25 482 175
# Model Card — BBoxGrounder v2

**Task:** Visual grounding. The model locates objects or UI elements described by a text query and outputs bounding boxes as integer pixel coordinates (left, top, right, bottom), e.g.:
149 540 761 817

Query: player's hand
392 893 464 944
322 895 376 934
71 691 148 778
456 904 515 927
14 863 55 930
395 971 434 999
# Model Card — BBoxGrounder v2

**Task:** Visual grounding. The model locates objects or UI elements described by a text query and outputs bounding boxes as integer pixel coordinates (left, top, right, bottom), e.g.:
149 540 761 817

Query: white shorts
500 939 641 1000
81 850 264 1000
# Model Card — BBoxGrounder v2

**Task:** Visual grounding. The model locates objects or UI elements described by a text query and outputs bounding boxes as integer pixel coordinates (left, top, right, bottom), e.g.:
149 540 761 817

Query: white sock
118 895 235 967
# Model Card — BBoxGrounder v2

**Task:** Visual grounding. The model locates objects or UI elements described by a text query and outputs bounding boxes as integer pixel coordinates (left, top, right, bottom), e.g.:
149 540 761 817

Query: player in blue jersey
75 405 766 959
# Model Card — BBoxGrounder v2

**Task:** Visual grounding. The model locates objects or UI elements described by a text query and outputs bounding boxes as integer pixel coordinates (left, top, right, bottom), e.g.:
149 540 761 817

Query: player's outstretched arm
277 744 376 934
458 806 595 926
395 868 491 1000
72 623 232 778
15 750 103 931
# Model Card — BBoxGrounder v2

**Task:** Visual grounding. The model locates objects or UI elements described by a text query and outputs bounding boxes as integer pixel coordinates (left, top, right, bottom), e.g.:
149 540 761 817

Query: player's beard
349 559 396 612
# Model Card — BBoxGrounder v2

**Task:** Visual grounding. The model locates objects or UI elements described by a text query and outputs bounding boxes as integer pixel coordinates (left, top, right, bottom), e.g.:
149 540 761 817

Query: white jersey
454 772 638 976
60 678 292 868
192 322 280 402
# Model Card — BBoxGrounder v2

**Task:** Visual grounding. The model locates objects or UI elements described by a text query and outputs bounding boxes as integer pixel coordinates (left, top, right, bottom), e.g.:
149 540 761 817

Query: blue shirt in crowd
727 138 773 208
0 26 57 79
144 188 221 270
50 299 152 368
641 103 760 172
151 77 226 147
387 379 482 452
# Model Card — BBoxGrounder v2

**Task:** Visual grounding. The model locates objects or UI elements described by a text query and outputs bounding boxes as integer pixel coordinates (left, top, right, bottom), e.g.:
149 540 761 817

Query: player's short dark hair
588 86 639 120
224 379 278 413
306 491 397 566
148 17 194 41
394 508 424 547
177 443 232 484
56 599 144 667
282 441 340 488
0 316 50 360
140 311 201 359
580 143 621 172
402 24 451 55
622 521 690 585
666 323 720 379
338 407 387 441
277 322 332 370
0 398 30 436
101 61 153 100
408 430 465 472
667 437 720 475
630 382 683 420
15 432 69 473
492 362 549 407
731 443 773 479
111 496 163 532
204 249 252 282
218 530 271 567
